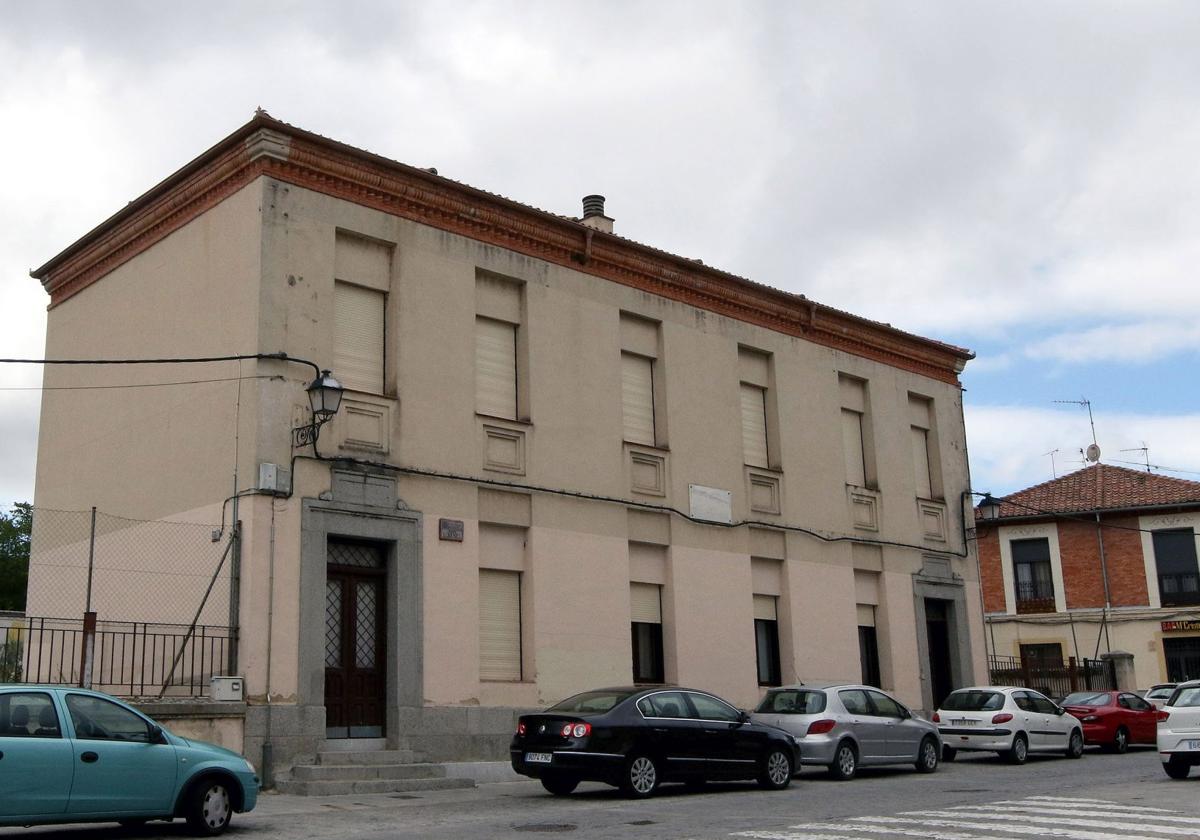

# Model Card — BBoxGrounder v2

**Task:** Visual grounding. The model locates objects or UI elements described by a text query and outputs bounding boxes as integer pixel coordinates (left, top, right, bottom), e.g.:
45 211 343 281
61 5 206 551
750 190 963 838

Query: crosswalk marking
1008 796 1178 813
855 815 1175 840
730 797 1198 840
945 804 1200 826
904 809 1198 836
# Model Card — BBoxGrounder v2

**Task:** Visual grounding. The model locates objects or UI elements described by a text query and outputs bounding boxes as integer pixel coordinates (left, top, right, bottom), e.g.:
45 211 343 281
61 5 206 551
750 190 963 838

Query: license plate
952 719 976 726
525 752 553 764
1186 740 1200 751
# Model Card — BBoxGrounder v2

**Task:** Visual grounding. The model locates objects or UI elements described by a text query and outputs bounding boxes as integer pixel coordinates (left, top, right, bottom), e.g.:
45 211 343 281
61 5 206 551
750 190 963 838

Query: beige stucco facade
30 115 982 776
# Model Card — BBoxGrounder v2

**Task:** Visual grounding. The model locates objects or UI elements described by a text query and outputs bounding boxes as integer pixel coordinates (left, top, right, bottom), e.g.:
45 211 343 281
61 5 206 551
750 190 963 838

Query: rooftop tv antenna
1121 442 1151 472
1055 397 1100 463
1044 448 1060 478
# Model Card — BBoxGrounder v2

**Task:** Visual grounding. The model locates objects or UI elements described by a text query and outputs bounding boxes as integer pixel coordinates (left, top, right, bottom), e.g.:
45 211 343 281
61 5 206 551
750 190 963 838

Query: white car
1145 683 1177 710
933 686 1084 764
1157 680 1200 779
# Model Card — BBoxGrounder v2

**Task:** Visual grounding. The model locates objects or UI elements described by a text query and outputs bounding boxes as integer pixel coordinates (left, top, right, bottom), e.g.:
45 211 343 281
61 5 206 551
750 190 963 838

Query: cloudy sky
2 1 1199 508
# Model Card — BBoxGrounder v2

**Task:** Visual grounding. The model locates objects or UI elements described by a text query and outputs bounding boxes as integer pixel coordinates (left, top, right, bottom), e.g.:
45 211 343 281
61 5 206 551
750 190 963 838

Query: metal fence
1 617 232 697
987 655 1116 700
9 506 237 697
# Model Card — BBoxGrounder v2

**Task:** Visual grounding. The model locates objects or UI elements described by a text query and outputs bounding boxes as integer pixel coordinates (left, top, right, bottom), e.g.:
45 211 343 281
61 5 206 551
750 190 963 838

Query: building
977 463 1200 688
29 112 982 778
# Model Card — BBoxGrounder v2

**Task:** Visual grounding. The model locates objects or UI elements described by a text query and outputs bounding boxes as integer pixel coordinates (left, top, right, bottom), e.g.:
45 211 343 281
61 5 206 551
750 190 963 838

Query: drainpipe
1094 512 1113 657
261 500 277 790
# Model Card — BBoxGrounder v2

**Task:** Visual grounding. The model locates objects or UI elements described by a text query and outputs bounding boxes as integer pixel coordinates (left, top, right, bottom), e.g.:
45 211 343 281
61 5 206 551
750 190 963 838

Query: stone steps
280 748 477 796
292 762 449 781
316 749 420 766
276 776 475 796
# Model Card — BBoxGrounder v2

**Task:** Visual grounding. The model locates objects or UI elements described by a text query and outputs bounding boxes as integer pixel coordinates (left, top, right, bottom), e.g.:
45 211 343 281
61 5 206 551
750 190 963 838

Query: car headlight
245 758 257 774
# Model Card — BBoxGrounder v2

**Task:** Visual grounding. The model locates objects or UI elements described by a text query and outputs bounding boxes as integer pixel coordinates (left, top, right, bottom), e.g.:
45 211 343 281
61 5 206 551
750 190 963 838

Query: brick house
977 463 1200 688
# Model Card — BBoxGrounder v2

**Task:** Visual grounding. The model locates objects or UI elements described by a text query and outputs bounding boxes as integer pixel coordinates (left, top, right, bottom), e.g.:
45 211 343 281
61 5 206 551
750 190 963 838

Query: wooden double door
325 539 387 738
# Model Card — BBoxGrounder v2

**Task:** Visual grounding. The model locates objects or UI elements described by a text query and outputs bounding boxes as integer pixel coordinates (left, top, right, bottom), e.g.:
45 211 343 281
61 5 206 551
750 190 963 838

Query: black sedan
510 686 800 797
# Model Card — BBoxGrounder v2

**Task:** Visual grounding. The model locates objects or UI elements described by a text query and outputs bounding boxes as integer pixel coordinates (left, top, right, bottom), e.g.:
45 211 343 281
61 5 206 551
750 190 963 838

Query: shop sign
1161 620 1200 633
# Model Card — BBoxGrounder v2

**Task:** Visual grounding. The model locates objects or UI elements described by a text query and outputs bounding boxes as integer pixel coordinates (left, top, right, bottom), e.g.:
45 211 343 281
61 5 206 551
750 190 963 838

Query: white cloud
966 405 1200 495
1025 321 1200 364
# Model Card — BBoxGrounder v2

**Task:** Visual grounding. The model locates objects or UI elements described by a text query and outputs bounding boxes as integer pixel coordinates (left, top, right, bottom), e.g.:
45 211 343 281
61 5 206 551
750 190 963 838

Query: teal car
0 685 258 835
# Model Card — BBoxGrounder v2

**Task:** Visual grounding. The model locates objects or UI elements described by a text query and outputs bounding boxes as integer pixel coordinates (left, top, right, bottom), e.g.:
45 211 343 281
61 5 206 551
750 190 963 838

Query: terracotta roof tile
981 463 1200 520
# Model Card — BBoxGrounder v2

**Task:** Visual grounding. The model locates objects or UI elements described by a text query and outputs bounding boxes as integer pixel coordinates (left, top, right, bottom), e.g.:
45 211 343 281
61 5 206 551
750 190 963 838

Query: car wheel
185 778 233 836
758 748 793 790
1066 729 1084 759
540 775 580 796
1112 727 1129 754
1164 757 1191 780
828 741 858 781
1006 734 1028 765
915 737 940 773
620 754 660 798
941 746 957 762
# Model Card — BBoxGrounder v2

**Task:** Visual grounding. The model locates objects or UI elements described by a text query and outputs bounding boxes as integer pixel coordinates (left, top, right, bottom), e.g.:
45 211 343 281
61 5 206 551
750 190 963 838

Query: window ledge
475 412 532 427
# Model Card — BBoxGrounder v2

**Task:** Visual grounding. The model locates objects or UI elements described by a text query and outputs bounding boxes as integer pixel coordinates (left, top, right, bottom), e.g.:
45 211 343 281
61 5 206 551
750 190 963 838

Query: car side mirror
1055 707 1065 716
149 724 166 744
737 710 751 725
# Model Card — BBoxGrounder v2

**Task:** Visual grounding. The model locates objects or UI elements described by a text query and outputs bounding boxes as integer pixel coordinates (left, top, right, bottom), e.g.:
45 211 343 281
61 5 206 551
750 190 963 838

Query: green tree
0 502 32 612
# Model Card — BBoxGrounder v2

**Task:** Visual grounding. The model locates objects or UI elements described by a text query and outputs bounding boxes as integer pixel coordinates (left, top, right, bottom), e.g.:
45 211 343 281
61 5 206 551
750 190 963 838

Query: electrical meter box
211 676 244 701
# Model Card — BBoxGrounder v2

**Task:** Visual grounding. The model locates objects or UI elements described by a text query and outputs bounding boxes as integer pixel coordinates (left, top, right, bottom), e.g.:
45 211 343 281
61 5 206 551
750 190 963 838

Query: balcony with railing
1160 572 1200 607
1015 580 1057 614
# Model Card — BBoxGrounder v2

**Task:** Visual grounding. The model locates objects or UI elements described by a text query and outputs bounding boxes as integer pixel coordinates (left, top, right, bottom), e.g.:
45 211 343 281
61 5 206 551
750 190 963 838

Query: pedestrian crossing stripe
731 796 1195 840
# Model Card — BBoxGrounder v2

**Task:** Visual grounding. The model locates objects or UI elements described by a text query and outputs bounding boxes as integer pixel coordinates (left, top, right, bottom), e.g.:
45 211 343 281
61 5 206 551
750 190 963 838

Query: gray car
750 682 941 780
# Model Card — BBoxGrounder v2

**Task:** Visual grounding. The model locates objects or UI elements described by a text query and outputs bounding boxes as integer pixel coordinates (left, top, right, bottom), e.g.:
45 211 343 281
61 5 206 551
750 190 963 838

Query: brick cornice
34 115 972 384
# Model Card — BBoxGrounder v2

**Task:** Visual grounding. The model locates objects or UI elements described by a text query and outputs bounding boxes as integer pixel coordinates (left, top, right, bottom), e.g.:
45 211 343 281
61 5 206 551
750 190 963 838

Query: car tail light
1158 710 1170 723
991 713 1013 724
932 712 940 723
807 719 837 735
516 722 526 736
560 722 591 738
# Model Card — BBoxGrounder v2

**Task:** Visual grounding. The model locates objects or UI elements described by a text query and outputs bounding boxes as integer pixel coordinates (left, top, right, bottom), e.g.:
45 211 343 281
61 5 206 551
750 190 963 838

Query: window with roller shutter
630 582 664 683
479 569 522 681
333 281 385 393
475 317 518 420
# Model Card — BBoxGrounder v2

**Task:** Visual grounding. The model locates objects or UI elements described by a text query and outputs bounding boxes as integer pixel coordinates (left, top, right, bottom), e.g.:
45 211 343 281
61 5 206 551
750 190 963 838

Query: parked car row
512 678 1199 797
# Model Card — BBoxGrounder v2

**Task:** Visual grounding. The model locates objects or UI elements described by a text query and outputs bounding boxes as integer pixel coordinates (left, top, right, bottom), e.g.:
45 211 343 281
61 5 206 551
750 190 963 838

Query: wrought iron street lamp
293 369 344 447
976 493 1003 521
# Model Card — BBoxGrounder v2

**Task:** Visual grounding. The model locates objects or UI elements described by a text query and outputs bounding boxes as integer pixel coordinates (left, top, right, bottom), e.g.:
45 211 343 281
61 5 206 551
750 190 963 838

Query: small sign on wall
689 484 732 524
1162 620 1200 632
438 518 464 542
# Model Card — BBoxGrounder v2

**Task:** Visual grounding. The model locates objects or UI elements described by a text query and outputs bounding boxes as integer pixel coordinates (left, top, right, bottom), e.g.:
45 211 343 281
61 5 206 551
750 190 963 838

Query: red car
1061 690 1157 752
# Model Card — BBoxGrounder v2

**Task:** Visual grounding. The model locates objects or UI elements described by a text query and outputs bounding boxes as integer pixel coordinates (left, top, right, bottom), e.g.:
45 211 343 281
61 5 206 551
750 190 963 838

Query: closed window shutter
740 384 769 468
630 582 662 624
911 426 932 498
621 353 655 445
841 409 866 486
475 317 517 419
753 594 777 621
856 604 876 627
479 569 521 681
334 282 384 393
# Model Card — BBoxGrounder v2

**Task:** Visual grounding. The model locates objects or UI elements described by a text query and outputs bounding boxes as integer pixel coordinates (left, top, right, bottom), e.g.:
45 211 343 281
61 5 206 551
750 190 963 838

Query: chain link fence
3 506 237 696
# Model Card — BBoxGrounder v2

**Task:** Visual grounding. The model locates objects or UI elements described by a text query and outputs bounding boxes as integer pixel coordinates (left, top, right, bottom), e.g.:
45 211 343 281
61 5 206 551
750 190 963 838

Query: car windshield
755 689 826 714
1147 687 1175 698
1167 686 1200 708
547 690 633 714
1062 692 1110 707
940 690 1004 712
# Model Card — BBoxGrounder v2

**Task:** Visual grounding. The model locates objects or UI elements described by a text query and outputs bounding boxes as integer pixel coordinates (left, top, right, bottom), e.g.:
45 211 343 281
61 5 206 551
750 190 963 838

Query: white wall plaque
689 484 733 524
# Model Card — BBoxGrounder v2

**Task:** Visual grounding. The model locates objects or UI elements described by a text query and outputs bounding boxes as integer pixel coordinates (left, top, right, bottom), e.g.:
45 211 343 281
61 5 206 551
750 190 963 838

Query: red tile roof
981 464 1200 520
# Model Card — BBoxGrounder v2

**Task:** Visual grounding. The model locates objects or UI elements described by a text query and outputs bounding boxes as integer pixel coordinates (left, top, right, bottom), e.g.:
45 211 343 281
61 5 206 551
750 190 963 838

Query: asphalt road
6 747 1199 839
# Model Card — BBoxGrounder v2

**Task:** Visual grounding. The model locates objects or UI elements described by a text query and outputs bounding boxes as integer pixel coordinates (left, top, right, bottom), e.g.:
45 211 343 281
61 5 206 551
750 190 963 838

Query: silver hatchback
750 683 941 780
